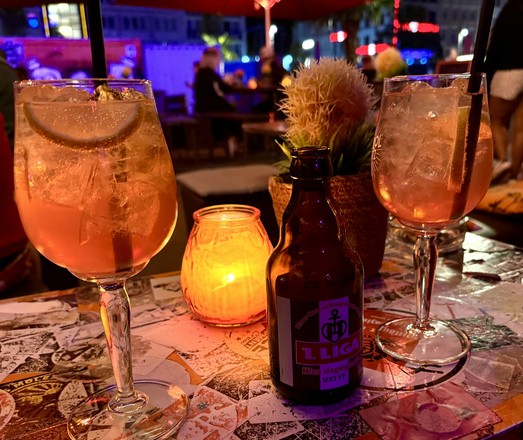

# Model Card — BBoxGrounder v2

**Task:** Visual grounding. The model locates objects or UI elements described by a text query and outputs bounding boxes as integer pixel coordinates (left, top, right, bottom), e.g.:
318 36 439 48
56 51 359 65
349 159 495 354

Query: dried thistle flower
374 47 408 80
278 57 376 175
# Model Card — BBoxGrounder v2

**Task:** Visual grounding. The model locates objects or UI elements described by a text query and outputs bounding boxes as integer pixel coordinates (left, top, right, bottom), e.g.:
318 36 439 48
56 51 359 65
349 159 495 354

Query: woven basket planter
268 172 388 278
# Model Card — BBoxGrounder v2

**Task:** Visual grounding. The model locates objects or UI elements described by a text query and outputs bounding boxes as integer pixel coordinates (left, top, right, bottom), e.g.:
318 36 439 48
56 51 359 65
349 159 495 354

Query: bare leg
489 96 517 162
510 94 523 178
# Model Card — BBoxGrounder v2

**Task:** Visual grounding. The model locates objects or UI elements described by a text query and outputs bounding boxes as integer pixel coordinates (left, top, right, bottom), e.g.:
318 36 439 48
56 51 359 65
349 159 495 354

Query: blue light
27 17 39 29
26 13 39 29
420 58 428 65
282 54 293 71
406 57 414 66
401 49 434 60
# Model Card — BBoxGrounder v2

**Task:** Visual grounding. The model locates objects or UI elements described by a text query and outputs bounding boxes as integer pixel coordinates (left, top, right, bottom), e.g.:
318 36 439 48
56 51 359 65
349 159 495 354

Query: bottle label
277 297 361 390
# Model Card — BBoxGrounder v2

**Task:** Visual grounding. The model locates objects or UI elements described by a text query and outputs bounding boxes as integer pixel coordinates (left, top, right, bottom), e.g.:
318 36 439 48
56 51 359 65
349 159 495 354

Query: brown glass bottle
266 146 364 404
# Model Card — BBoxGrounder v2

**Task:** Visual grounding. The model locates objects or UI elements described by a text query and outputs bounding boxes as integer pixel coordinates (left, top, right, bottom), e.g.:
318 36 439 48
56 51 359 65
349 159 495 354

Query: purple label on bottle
277 297 361 390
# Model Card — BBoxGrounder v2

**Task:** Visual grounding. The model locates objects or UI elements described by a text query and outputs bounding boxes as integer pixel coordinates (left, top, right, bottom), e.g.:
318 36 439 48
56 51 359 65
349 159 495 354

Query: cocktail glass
371 73 493 365
13 79 188 438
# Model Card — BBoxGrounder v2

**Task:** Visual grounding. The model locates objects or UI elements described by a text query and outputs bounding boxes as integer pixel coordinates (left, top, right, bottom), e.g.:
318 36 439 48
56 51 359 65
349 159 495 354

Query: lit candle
181 205 273 327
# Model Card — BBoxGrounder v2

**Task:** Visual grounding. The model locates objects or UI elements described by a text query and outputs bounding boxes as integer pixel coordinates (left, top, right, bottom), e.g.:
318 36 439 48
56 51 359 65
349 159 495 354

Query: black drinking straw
86 0 107 79
86 0 133 271
451 0 495 217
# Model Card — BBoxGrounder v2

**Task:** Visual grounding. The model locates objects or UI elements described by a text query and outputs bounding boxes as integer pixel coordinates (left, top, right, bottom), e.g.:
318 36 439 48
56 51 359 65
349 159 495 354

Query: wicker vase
268 172 388 278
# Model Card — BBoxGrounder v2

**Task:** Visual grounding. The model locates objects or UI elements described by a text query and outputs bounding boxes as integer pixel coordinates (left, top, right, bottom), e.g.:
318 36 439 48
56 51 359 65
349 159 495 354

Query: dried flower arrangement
276 57 376 176
374 47 408 81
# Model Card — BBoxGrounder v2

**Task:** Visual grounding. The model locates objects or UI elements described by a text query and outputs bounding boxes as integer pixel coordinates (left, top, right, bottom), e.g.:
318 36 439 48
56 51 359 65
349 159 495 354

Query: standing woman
485 0 523 182
193 47 241 157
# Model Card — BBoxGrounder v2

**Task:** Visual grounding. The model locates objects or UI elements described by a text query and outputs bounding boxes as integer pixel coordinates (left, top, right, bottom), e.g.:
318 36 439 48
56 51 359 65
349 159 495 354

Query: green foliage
275 122 375 177
201 33 239 61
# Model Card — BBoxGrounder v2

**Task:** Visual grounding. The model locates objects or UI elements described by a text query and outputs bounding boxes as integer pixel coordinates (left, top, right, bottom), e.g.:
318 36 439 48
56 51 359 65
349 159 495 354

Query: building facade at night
0 0 511 75
355 0 508 71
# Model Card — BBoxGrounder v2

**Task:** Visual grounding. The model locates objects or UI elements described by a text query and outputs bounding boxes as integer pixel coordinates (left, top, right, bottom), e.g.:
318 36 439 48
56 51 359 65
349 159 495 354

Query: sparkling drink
373 78 493 229
14 86 177 280
371 74 494 366
13 79 187 440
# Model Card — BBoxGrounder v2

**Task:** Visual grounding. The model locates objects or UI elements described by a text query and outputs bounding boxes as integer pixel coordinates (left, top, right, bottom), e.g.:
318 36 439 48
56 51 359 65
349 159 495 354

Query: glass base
375 317 471 366
67 380 188 440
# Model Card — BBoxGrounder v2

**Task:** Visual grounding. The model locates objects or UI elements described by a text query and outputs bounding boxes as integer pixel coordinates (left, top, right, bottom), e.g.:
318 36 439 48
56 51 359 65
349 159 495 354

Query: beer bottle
266 146 364 404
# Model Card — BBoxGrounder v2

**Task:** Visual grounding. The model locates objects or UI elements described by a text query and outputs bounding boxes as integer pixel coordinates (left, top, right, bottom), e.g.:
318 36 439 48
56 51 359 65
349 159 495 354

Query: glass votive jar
181 204 273 327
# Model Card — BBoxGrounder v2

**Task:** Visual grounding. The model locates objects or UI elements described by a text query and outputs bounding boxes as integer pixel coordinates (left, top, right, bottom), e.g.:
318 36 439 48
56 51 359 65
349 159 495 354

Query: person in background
258 46 286 89
185 60 200 90
255 46 287 118
193 47 241 157
0 49 18 150
484 0 523 183
224 69 245 89
360 55 376 84
0 114 46 298
15 66 30 81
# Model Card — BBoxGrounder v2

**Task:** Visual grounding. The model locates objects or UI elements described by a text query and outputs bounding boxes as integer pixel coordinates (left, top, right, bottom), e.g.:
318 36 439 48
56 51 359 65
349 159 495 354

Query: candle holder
181 204 273 327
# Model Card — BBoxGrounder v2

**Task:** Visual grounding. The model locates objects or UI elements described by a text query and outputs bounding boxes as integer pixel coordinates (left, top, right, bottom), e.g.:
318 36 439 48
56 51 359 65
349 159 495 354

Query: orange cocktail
371 73 493 366
14 84 177 280
13 79 187 440
373 77 492 229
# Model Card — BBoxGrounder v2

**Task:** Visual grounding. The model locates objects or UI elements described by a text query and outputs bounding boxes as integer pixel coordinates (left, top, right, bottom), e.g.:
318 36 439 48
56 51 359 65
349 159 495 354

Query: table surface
242 121 288 136
1 233 522 439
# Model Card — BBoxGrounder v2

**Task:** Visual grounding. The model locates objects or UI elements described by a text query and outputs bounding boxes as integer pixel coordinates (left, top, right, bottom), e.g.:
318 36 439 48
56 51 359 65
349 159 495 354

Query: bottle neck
291 176 329 193
285 175 337 230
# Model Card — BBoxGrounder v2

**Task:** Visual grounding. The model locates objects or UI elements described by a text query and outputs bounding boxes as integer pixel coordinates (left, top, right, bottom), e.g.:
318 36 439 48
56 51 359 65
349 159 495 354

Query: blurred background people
224 68 245 89
360 55 376 83
0 113 46 297
193 47 242 157
485 0 523 182
0 49 18 150
254 46 287 118
258 46 286 89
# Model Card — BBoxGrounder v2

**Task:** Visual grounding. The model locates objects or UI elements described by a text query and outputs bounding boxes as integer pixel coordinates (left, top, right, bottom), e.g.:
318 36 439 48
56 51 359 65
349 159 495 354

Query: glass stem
413 233 438 330
99 281 146 413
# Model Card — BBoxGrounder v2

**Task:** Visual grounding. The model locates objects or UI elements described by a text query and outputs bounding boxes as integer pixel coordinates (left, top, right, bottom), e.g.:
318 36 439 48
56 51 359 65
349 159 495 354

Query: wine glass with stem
371 73 493 365
13 79 188 438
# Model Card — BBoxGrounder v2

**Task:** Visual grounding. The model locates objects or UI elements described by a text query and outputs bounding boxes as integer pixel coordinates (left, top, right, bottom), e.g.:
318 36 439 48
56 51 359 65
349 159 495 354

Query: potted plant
269 57 388 277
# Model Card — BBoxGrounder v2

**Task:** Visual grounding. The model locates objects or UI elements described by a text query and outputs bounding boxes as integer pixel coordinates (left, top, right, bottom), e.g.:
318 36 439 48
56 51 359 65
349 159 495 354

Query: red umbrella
0 0 82 6
0 0 368 18
114 0 368 21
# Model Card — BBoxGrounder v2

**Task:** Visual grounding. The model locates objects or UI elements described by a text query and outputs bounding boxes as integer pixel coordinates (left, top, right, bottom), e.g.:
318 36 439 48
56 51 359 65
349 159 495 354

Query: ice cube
401 80 432 93
18 84 90 103
50 88 91 102
410 87 460 121
405 135 453 185
450 77 469 92
381 90 409 119
93 85 145 101
120 178 160 237
120 87 146 100
94 85 123 101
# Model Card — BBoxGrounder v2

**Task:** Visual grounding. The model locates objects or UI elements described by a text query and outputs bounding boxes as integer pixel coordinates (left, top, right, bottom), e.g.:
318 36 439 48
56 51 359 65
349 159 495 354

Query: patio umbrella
1 0 367 18
114 0 367 21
